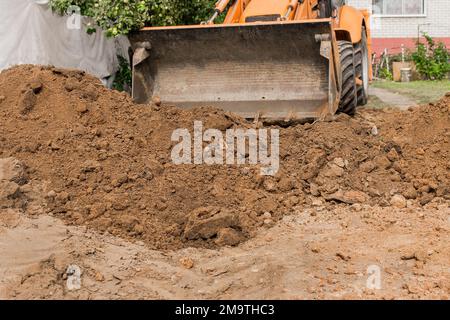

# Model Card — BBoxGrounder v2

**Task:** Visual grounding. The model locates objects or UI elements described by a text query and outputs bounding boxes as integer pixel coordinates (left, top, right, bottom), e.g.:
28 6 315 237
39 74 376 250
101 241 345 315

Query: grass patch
365 95 390 109
372 80 450 104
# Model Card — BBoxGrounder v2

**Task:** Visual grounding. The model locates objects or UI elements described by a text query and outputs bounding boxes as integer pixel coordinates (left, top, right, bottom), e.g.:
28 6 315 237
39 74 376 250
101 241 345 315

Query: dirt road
0 65 449 299
1 200 449 299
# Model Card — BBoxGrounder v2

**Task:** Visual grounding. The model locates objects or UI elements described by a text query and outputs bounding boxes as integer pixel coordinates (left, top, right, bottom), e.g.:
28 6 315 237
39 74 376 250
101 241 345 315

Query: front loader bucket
130 20 340 120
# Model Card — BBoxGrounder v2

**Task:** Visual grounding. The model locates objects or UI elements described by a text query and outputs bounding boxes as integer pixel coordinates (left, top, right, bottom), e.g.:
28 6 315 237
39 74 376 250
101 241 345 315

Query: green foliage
378 67 393 81
148 0 216 26
50 0 97 16
50 0 150 37
49 0 216 36
112 55 132 92
412 34 450 80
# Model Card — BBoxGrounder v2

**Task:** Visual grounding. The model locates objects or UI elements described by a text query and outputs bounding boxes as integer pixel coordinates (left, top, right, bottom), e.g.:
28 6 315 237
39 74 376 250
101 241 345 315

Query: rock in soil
391 194 407 208
183 207 240 240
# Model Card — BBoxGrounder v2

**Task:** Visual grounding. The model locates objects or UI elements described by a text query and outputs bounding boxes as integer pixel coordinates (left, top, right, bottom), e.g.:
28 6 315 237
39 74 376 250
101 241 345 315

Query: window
373 0 425 16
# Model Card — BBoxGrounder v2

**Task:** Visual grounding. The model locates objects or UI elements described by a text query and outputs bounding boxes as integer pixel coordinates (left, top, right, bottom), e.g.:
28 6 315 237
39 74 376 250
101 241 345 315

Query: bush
378 67 393 81
412 34 450 80
49 0 216 37
112 55 132 91
149 0 216 26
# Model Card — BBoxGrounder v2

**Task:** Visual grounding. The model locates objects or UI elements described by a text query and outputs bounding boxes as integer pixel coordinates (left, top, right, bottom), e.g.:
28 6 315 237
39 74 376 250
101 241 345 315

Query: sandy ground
1 200 449 300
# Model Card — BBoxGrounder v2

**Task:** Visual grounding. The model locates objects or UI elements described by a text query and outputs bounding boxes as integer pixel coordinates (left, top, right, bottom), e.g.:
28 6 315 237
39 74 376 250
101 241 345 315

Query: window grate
372 0 425 16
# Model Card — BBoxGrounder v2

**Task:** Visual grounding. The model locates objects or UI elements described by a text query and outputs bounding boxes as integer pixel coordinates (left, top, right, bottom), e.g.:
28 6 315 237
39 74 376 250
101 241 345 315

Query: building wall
346 0 450 54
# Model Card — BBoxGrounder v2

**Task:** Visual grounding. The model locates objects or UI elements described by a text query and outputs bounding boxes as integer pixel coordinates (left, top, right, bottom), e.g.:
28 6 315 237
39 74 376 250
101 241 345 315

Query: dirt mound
0 65 448 250
281 94 450 207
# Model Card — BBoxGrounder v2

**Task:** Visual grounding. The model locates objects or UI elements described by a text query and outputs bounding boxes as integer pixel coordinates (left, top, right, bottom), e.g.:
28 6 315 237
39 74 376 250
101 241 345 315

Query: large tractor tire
337 41 357 116
354 27 370 106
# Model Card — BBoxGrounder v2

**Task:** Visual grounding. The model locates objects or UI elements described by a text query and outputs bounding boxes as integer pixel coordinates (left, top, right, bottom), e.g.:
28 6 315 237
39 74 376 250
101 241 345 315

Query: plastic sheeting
0 0 130 79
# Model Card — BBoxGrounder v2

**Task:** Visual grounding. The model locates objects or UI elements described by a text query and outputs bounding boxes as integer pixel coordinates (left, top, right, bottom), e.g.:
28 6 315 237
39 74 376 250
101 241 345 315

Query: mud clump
0 65 448 250
0 157 28 210
183 207 240 240
18 89 37 114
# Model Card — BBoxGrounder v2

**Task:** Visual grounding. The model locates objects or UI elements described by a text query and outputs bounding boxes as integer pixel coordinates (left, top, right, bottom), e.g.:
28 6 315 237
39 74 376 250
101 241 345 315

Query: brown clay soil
0 65 449 299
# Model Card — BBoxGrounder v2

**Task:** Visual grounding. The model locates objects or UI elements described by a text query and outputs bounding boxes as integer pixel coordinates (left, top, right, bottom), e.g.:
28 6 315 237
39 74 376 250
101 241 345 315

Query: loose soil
0 65 449 250
0 65 449 299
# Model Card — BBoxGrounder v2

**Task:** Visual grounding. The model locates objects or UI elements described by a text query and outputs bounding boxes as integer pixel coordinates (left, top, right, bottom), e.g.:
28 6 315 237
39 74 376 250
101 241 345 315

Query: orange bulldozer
130 0 372 120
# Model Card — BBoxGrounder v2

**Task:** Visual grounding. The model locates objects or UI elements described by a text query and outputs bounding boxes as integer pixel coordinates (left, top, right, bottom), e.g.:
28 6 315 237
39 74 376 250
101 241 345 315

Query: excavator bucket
130 20 340 120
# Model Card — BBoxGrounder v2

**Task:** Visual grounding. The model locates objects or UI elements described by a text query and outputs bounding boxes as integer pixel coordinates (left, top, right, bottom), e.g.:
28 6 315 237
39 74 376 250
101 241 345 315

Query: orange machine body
222 0 371 60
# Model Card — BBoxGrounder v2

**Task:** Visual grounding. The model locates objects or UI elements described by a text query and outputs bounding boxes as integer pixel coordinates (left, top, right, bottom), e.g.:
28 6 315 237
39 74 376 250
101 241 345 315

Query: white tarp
0 0 129 79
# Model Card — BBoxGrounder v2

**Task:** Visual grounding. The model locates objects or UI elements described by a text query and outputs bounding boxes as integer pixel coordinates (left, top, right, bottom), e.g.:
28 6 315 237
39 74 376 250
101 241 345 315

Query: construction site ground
0 66 449 300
